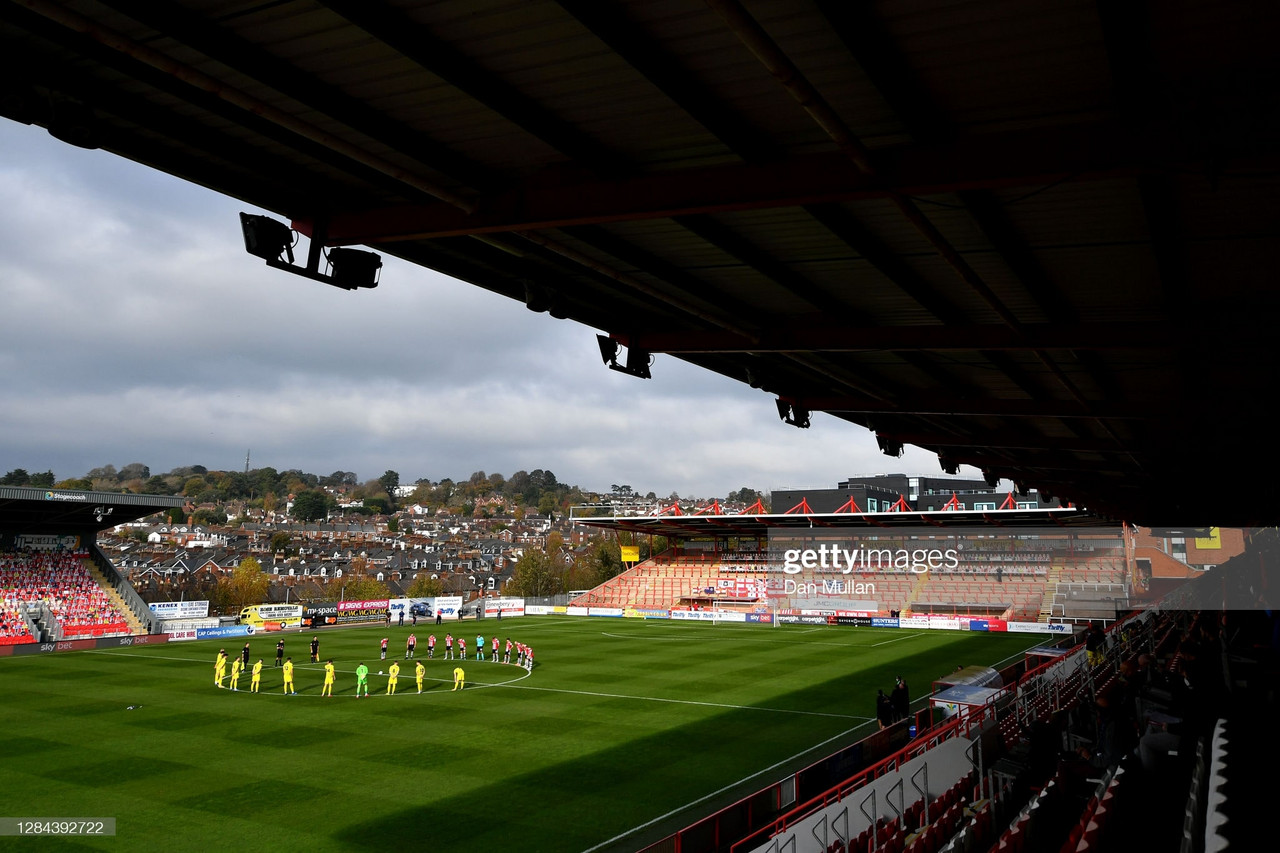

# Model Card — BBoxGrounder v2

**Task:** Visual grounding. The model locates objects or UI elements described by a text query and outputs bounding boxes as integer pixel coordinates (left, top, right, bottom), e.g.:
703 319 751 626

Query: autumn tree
407 574 444 597
217 557 270 613
342 575 389 602
508 548 563 597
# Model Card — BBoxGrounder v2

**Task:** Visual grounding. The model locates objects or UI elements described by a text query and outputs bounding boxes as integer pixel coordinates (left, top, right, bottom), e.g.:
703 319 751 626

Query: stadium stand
0 549 134 641
633 535 1280 853
570 555 771 611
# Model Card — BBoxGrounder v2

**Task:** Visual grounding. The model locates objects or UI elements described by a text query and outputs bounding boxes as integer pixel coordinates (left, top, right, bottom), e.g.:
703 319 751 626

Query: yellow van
237 604 304 630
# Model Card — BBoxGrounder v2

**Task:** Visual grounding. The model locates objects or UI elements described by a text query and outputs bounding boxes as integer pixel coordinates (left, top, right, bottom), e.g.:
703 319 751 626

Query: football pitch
0 619 1041 852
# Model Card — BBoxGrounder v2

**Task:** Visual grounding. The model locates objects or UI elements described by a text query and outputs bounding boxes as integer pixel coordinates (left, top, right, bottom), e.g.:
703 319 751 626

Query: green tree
378 469 400 498
386 516 399 533
269 531 292 553
292 490 330 522
217 557 270 613
192 508 224 526
1 469 30 486
143 475 171 494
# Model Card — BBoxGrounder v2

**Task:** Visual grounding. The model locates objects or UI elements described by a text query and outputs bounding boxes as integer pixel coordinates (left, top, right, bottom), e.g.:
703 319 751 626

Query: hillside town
2 464 761 614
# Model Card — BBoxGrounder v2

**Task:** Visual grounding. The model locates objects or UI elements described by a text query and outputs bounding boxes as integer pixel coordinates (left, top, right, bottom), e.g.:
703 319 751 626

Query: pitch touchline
496 681 866 720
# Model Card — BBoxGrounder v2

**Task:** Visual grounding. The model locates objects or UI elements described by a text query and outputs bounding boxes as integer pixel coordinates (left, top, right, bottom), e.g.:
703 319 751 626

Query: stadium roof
572 506 1114 541
0 486 184 535
3 1 1278 525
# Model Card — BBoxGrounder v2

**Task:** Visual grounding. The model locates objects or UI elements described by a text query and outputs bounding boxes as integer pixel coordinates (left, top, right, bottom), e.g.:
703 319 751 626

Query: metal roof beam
623 322 1180 353
294 123 1185 244
795 396 1164 419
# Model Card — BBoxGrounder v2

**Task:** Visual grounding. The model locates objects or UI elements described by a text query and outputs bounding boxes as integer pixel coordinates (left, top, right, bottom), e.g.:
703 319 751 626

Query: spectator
876 689 894 730
890 676 910 722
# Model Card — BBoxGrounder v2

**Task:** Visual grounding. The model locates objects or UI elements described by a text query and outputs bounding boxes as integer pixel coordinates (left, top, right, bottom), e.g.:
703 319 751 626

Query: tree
342 575 389 602
55 477 92 490
386 516 399 533
378 469 400 498
292 490 330 522
508 549 563 597
364 495 392 515
269 532 292 553
86 464 118 481
217 557 270 613
727 487 764 505
192 508 224 526
407 574 444 597
2 469 31 486
143 475 171 494
118 462 150 482
28 470 55 488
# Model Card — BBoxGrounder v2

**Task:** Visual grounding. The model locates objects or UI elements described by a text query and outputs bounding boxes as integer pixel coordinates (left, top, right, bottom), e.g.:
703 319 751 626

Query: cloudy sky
0 118 963 499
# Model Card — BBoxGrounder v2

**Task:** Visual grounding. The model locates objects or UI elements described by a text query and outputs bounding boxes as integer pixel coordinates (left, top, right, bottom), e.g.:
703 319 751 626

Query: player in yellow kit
415 660 425 693
214 649 227 688
452 666 465 691
386 661 400 695
229 656 243 691
282 657 296 694
322 660 335 696
250 659 263 692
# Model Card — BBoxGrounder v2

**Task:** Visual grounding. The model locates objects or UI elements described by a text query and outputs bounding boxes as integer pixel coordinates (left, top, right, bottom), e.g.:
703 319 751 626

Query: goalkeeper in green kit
355 662 370 697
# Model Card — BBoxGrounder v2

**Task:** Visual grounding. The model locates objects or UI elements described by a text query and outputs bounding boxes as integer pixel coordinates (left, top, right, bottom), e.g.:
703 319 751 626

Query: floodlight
620 347 652 379
240 212 384 290
775 399 810 428
597 335 619 366
326 247 382 289
597 335 651 378
240 213 295 264
876 433 904 458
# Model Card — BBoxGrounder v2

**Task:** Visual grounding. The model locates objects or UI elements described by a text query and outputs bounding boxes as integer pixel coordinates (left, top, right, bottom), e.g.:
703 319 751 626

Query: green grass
0 619 1041 852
